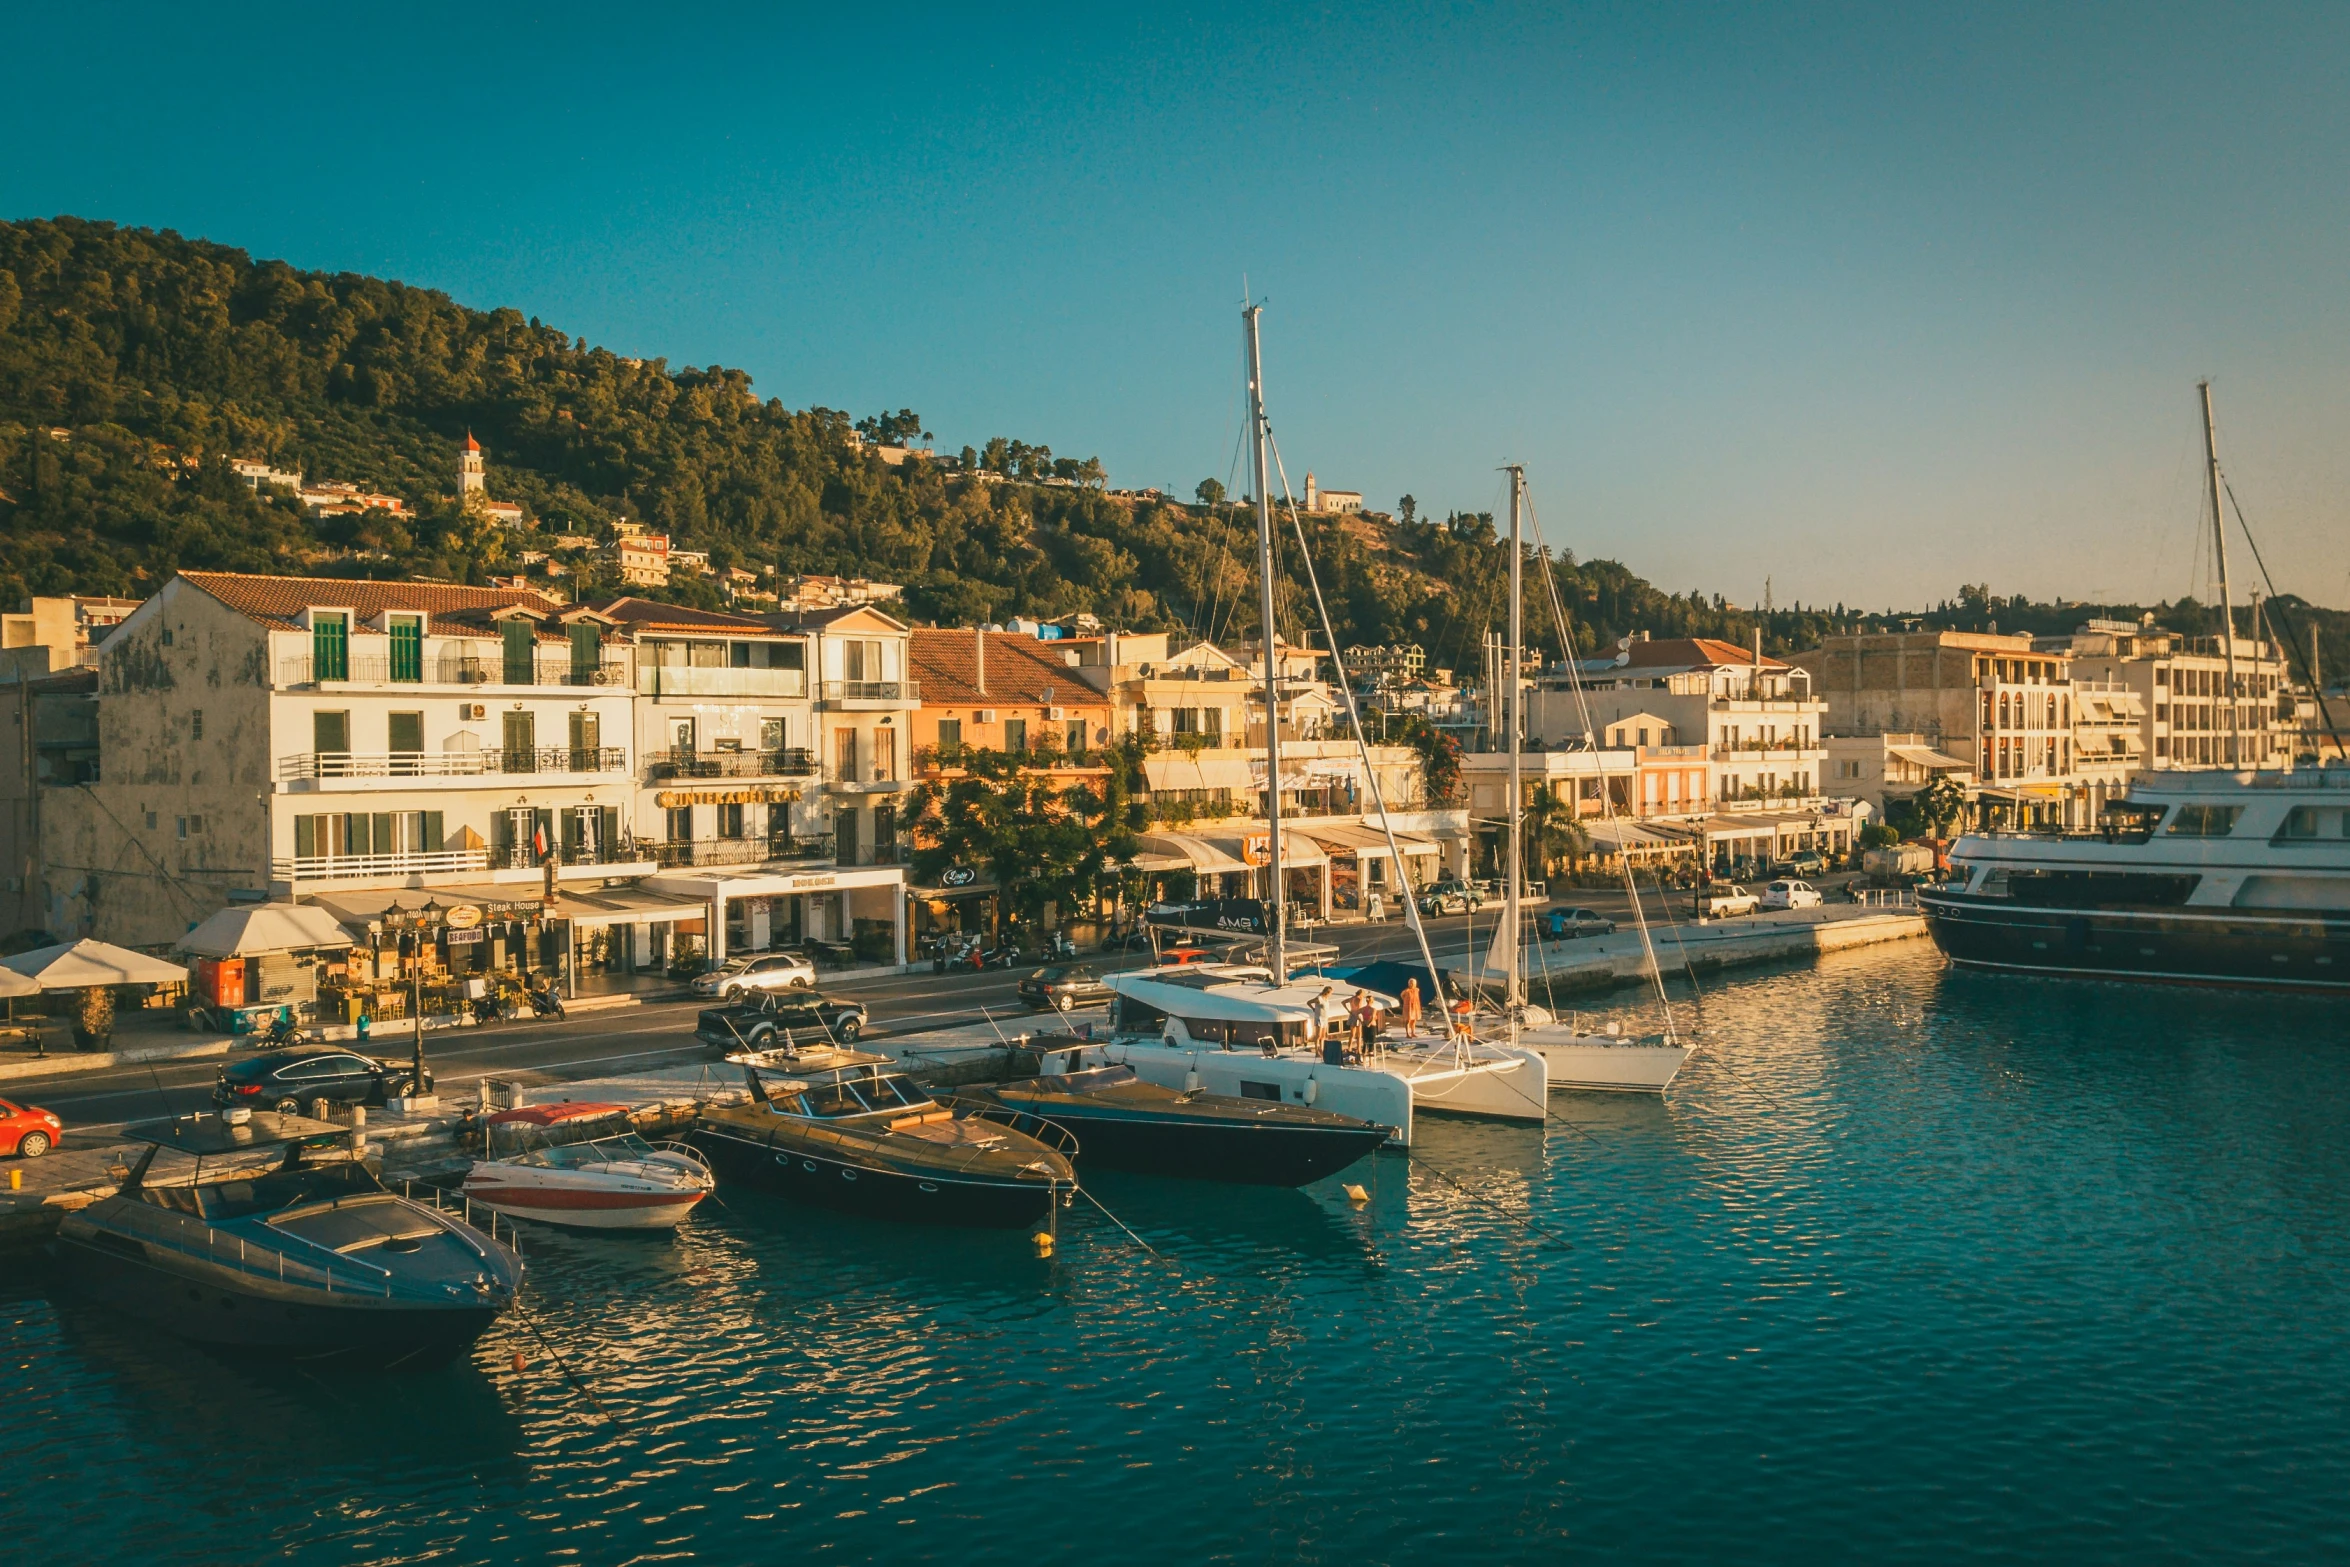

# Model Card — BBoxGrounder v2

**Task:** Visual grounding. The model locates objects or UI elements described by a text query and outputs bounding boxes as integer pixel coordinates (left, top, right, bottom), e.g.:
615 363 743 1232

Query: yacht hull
982 1099 1390 1186
1515 1030 1690 1093
461 1183 708 1231
687 1121 1059 1229
1109 1044 1419 1145
1922 894 2350 992
50 1229 506 1366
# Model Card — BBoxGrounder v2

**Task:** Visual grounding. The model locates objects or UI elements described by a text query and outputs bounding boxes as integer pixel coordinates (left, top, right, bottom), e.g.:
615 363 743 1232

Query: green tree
1194 477 1225 507
904 750 1136 941
1521 789 1592 878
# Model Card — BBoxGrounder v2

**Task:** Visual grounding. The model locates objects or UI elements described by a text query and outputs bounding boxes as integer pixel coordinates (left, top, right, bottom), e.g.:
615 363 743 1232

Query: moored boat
689 1046 1076 1228
52 1109 520 1367
958 1038 1393 1186
462 1103 715 1230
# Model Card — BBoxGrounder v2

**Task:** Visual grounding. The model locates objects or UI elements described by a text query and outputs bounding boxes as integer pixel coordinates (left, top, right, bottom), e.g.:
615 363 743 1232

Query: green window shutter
422 811 444 854
389 617 423 682
570 623 600 682
313 615 348 681
503 622 535 685
295 815 317 859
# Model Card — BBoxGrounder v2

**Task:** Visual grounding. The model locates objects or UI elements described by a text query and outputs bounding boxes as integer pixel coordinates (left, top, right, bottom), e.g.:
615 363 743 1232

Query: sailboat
1102 302 1549 1139
1480 465 1692 1093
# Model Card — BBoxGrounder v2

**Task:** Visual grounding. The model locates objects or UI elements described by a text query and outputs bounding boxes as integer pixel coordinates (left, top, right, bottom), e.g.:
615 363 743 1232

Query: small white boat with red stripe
462 1103 715 1231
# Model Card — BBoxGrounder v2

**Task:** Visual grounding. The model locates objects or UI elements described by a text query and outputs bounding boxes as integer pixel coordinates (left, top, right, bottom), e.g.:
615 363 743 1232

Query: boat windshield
488 1115 636 1159
505 1132 662 1169
158 1161 379 1221
776 1073 933 1119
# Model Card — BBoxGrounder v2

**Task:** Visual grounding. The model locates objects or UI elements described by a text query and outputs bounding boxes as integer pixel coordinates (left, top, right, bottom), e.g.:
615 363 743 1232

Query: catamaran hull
1389 1046 1551 1122
995 1105 1391 1186
687 1123 1060 1229
49 1230 509 1366
1515 1032 1690 1094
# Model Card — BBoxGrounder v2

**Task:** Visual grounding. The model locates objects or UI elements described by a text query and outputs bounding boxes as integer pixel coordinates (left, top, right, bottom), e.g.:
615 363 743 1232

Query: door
389 711 424 776
568 711 600 771
834 728 859 782
672 717 697 761
503 710 537 772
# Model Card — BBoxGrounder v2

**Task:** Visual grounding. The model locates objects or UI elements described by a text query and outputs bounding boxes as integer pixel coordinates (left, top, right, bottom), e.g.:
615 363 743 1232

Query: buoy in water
512 1350 528 1372
1342 1184 1369 1205
1033 1229 1055 1257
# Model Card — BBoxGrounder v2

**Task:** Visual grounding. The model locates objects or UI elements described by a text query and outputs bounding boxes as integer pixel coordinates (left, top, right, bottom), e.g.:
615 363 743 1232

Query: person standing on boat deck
1309 986 1336 1064
1400 978 1423 1038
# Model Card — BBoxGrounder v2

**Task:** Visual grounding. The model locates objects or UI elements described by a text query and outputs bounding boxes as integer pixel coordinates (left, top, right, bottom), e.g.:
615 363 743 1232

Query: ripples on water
7 945 2349 1564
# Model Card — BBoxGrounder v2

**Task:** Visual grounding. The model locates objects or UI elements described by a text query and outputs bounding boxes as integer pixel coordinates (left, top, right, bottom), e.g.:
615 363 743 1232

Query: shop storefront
551 883 716 991
651 863 909 970
307 886 564 1018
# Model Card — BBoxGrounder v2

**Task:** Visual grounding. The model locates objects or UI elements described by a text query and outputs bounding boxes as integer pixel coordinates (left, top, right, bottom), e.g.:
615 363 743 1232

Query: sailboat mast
2200 380 2242 767
1245 304 1286 979
1504 465 1525 1016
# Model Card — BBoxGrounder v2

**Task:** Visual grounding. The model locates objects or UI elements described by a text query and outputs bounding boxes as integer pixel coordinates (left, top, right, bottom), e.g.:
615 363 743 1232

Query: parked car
1777 852 1827 877
1760 879 1823 911
1017 964 1113 1012
0 1098 61 1158
213 1047 430 1113
1692 883 1760 919
1539 907 1618 940
696 990 869 1052
692 951 818 1000
1418 878 1487 916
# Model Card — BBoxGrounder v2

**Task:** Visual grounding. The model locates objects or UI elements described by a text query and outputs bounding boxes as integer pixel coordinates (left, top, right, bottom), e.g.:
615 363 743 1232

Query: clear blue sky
6 2 2348 613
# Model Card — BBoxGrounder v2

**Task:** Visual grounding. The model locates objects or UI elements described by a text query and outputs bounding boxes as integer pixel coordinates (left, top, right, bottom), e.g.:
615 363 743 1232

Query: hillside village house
1528 635 1854 871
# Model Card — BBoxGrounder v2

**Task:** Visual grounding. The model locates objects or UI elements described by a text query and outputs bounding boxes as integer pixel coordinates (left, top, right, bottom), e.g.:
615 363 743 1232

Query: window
161 626 174 647
569 623 601 683
843 639 884 682
718 803 746 838
1068 719 1087 753
312 612 349 681
1005 718 1028 753
834 728 859 779
760 717 787 752
2275 806 2349 843
2166 804 2243 837
502 710 537 772
389 711 424 755
313 710 350 755
389 615 423 682
176 816 188 840
190 710 204 740
672 718 696 754
144 811 157 830
502 621 535 685
666 806 694 843
936 718 962 753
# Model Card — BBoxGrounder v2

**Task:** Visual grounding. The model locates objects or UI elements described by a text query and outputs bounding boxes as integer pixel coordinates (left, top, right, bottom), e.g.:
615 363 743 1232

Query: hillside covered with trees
1 216 2340 686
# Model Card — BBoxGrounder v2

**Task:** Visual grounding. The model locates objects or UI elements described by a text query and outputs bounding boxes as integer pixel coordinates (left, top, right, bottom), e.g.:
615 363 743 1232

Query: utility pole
2199 381 2241 767
1244 303 1285 981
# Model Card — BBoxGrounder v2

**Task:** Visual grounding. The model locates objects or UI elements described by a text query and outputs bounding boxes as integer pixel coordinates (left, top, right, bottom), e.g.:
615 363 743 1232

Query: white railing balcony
279 652 630 688
271 849 489 884
818 678 918 702
638 666 809 698
278 747 628 781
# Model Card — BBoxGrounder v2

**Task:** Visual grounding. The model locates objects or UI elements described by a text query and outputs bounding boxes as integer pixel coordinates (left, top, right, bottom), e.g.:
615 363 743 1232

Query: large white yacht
1923 767 2350 991
1101 965 1549 1147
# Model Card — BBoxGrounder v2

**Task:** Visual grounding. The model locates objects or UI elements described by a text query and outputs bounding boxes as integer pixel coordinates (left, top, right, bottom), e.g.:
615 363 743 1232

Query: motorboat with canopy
462 1102 715 1230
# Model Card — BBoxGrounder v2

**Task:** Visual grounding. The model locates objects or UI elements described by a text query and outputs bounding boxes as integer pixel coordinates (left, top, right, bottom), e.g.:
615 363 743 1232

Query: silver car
692 951 817 999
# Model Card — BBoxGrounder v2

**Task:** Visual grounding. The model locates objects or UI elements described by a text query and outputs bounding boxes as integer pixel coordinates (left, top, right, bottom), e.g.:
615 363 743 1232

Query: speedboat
462 1103 715 1230
1101 965 1548 1145
958 1037 1393 1186
52 1109 520 1366
689 1045 1076 1228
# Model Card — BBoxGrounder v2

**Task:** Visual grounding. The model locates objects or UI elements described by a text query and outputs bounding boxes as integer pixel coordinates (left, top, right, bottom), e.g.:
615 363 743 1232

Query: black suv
1017 964 1113 1012
214 1047 430 1113
696 990 869 1053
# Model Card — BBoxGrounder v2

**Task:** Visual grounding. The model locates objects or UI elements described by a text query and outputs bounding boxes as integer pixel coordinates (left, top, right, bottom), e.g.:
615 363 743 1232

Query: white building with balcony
26 573 657 949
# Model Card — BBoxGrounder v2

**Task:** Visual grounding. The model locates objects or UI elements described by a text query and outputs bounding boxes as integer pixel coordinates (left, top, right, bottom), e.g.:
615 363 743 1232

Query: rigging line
2222 477 2348 755
1403 1147 1578 1252
1075 1182 1168 1261
511 1297 629 1431
1520 486 1683 1044
66 783 210 916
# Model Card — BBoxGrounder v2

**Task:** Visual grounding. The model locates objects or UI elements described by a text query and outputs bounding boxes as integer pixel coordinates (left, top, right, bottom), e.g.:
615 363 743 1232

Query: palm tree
1520 790 1591 880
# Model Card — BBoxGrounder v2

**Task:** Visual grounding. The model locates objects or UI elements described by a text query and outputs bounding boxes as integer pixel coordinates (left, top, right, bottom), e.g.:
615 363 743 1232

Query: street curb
0 1037 232 1083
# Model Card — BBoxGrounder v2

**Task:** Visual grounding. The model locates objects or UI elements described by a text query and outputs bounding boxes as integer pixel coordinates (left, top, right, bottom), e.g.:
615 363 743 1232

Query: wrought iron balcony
647 747 819 780
647 833 837 869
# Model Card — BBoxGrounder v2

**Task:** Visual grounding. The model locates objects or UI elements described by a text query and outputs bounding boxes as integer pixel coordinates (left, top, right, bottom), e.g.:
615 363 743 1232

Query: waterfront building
2040 618 2294 772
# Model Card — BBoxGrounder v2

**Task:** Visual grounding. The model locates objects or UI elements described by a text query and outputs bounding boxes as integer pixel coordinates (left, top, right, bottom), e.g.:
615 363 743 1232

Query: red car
0 1098 62 1158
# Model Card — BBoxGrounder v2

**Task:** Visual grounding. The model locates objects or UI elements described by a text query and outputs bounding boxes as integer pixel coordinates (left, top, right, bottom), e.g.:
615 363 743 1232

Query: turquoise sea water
8 943 2349 1564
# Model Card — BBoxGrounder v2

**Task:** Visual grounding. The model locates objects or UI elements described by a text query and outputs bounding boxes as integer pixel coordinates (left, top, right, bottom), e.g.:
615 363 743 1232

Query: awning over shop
4 939 188 989
1142 755 1257 792
546 885 713 929
1200 831 1326 868
1296 823 1439 858
1136 832 1254 875
1886 744 1974 772
1249 756 1362 786
305 884 548 928
175 903 355 958
1582 819 1696 851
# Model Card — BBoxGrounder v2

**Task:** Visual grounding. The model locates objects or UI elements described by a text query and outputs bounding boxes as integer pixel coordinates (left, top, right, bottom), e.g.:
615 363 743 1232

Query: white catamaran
1103 302 1548 1141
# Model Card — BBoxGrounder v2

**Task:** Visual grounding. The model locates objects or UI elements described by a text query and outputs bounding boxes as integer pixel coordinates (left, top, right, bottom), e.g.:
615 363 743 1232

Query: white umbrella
174 904 354 959
0 967 36 999
2 938 190 990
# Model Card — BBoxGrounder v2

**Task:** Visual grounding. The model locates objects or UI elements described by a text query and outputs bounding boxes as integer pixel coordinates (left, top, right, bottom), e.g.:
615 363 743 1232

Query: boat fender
1303 1076 1318 1105
1183 1066 1201 1093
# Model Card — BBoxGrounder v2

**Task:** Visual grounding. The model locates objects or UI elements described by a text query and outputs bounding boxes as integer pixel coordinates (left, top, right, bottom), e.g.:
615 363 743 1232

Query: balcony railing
277 747 628 780
1712 740 1823 758
481 842 650 871
272 848 489 883
278 653 631 688
818 679 918 702
648 833 836 869
648 747 818 780
637 666 808 698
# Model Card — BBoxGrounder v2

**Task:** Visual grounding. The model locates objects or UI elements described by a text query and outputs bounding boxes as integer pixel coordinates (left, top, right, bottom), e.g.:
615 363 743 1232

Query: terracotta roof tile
590 597 790 636
910 628 1110 710
178 571 563 630
1614 636 1786 671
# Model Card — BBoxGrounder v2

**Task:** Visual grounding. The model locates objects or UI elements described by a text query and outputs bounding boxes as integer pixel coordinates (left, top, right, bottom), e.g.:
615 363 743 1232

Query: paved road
10 879 1834 1137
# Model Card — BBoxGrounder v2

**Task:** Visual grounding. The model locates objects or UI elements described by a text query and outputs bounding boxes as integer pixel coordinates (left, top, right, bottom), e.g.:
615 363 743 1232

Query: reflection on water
10 943 2350 1563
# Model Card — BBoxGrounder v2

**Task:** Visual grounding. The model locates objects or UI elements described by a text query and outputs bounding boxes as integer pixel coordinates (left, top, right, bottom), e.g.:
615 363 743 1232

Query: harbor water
8 942 2348 1563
